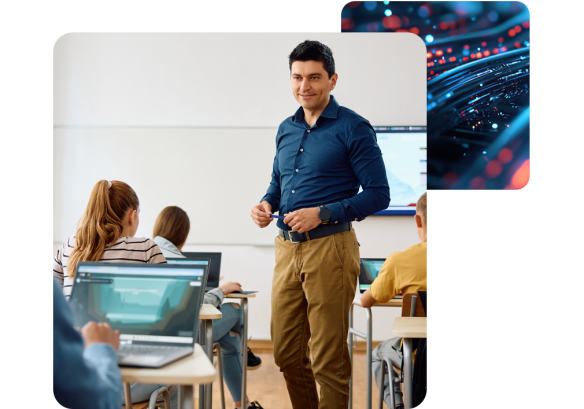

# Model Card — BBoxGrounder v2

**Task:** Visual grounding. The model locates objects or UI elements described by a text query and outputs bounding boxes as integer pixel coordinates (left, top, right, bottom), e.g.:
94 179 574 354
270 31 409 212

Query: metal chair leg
214 342 226 409
378 359 387 409
149 386 171 408
384 357 396 409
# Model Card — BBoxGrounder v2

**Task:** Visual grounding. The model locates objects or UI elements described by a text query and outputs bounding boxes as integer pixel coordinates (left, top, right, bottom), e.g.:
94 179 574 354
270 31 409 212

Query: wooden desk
199 304 221 409
224 292 257 406
122 344 215 409
348 297 403 409
392 317 427 409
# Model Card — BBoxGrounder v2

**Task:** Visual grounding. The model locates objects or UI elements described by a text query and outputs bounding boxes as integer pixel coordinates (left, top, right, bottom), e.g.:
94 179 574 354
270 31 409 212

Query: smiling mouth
299 94 315 98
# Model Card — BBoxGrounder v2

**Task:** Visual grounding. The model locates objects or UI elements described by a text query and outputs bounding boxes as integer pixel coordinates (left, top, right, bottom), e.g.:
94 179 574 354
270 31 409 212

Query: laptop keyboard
117 344 190 357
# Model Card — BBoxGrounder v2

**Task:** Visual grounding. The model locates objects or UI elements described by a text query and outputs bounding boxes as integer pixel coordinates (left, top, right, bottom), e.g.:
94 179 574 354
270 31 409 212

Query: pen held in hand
270 214 285 220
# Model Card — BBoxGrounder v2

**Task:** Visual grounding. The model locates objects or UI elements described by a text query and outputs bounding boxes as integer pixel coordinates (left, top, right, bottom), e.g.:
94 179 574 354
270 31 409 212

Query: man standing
250 40 390 408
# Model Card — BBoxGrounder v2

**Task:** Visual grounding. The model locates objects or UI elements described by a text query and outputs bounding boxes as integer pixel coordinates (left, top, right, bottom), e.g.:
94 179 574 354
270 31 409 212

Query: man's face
290 60 338 112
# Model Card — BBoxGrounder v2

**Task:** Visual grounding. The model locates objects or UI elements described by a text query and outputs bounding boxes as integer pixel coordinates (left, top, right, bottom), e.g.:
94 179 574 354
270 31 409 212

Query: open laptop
178 252 258 294
182 252 221 291
68 261 209 368
358 258 386 294
166 256 211 293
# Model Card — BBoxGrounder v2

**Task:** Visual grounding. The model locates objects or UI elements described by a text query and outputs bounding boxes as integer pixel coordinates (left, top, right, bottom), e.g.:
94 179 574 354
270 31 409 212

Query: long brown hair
152 206 190 248
68 180 139 278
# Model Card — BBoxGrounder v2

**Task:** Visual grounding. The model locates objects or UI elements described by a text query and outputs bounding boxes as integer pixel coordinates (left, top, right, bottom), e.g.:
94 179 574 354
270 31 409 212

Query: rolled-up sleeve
53 280 122 409
326 121 390 223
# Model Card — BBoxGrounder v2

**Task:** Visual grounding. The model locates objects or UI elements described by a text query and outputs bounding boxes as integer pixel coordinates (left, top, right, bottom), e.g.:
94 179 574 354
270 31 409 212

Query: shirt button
292 190 295 193
307 130 311 133
355 218 358 221
295 169 299 172
335 221 338 224
300 149 304 152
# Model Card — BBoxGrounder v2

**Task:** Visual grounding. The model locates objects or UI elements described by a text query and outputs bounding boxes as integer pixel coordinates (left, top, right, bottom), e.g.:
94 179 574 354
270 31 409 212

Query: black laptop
182 252 221 291
68 261 209 368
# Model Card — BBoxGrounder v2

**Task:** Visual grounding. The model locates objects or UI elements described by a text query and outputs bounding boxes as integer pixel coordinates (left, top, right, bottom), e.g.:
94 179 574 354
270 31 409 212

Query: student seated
54 278 122 409
152 206 263 409
52 180 175 407
360 192 427 409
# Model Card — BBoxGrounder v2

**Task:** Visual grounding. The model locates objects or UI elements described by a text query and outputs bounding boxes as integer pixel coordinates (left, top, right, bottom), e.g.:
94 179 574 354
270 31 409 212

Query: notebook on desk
69 261 208 368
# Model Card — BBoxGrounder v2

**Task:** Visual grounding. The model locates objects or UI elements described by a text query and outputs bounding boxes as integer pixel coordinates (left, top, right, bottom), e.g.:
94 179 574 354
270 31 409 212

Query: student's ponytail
68 180 139 278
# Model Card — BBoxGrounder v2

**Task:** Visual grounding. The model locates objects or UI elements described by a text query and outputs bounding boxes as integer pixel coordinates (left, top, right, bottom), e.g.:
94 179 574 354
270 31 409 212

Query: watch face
319 207 331 221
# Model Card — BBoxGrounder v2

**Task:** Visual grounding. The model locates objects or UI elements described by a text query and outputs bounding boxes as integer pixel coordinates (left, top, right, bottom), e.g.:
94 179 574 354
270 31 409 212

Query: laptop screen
182 252 221 289
359 258 386 291
69 262 207 344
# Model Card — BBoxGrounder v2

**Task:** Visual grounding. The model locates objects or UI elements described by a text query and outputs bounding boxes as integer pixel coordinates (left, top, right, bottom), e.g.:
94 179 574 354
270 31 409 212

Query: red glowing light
481 41 487 47
341 18 354 30
410 27 420 35
510 160 530 189
514 41 521 48
471 54 476 59
430 71 434 75
428 77 432 81
436 50 443 56
514 25 522 33
476 52 483 58
522 21 530 29
483 50 491 57
463 57 469 61
464 44 469 49
427 62 434 67
443 172 459 188
501 46 507 52
485 160 502 178
498 37 504 43
498 148 513 164
382 15 402 30
493 48 499 54
508 29 516 37
447 48 452 53
427 52 433 59
449 57 456 62
469 176 487 189
347 1 362 8
439 60 446 64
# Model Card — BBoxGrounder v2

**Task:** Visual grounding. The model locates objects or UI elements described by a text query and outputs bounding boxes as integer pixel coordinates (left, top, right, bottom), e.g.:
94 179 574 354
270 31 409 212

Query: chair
378 292 426 409
123 386 171 409
214 342 226 409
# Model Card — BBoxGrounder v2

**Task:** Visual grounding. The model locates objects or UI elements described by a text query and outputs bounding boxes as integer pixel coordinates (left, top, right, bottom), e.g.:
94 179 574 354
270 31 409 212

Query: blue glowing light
425 34 434 43
492 123 498 129
524 41 530 47
385 9 392 16
482 151 487 154
383 0 390 4
488 11 499 22
427 93 433 100
446 92 452 98
364 1 377 11
418 5 430 18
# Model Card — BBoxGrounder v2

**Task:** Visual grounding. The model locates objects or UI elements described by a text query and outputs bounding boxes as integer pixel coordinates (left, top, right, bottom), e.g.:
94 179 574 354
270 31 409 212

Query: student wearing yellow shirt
360 193 427 408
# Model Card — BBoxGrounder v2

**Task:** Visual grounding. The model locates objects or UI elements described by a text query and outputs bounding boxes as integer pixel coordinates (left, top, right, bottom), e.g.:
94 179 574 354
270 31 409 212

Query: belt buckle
289 231 301 244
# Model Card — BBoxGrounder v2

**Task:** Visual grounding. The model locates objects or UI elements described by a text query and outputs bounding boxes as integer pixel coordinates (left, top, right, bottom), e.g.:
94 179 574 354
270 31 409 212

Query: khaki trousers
271 227 360 409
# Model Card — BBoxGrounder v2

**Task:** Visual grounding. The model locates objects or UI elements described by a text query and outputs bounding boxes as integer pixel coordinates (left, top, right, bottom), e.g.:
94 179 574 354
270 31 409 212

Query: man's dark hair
289 40 335 78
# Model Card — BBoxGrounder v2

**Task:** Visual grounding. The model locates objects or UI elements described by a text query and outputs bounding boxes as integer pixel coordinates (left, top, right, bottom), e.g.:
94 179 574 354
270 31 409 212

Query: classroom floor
199 352 382 409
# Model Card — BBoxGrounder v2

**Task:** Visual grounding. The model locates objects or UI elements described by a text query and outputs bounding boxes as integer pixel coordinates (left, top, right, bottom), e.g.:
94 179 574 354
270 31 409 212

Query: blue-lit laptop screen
359 259 385 290
69 264 205 343
166 259 209 265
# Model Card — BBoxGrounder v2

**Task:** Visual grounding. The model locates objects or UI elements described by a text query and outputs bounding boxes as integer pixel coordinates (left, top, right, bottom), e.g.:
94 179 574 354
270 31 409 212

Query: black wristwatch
318 205 331 224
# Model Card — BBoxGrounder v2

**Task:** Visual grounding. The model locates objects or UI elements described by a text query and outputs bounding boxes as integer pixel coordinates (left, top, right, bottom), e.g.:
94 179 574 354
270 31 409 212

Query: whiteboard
54 33 426 127
53 33 426 245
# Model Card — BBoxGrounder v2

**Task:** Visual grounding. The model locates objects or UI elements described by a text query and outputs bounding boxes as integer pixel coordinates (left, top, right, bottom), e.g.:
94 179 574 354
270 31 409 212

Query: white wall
53 33 425 340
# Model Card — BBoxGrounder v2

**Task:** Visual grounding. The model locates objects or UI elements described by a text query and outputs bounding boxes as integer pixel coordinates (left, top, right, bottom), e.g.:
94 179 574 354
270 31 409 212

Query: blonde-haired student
360 192 427 409
53 180 171 407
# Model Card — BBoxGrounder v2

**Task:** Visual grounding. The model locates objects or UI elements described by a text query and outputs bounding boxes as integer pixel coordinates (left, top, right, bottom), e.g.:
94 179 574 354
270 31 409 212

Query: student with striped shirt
52 180 172 407
53 180 167 299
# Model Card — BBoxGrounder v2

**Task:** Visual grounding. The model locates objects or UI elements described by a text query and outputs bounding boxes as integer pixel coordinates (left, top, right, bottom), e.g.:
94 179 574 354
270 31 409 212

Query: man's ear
330 73 338 90
415 214 423 229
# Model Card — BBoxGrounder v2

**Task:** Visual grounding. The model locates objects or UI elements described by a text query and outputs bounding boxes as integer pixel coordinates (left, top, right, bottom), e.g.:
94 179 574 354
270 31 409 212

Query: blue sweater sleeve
53 280 123 409
326 121 390 223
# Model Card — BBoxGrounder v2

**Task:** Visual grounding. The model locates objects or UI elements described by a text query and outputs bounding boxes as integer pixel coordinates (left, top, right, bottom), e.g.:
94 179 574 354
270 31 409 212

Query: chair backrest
401 292 426 317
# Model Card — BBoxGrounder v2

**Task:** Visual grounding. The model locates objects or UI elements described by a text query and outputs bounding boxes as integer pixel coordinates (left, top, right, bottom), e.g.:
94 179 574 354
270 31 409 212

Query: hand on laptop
219 281 243 295
81 322 121 352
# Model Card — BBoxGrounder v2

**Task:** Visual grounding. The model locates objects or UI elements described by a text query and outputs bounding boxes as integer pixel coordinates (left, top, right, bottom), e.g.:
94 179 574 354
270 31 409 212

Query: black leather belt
279 222 351 243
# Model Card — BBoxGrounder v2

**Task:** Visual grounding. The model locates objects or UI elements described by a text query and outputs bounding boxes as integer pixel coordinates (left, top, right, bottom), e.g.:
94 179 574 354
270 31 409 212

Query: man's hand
250 201 273 228
283 207 321 233
81 321 121 352
360 289 377 308
219 281 243 295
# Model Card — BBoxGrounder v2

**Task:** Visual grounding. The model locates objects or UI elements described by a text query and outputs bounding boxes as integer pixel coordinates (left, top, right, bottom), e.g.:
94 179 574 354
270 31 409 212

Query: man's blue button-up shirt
261 95 390 231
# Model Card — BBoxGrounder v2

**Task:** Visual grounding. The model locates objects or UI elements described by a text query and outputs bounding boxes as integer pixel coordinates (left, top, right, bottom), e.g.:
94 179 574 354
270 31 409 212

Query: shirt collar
293 95 339 123
153 236 183 257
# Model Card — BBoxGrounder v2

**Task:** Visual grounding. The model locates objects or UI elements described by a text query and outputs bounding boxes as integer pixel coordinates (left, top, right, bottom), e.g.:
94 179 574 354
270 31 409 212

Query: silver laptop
69 261 209 368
